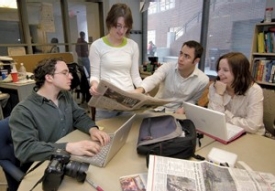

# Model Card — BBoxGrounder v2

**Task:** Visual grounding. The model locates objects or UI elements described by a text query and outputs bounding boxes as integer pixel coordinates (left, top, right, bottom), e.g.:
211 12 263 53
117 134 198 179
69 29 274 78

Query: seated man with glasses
9 58 110 165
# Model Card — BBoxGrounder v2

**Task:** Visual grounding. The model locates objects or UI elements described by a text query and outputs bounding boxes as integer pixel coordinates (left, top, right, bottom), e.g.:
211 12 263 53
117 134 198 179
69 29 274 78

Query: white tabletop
18 113 215 191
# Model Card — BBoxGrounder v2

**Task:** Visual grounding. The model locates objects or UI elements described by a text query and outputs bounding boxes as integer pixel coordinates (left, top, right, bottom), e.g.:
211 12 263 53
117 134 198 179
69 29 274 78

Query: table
0 80 35 102
196 133 275 174
18 113 215 191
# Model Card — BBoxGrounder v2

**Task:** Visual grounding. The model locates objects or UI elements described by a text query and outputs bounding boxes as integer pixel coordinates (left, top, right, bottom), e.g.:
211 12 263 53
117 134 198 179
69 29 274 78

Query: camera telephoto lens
65 161 89 182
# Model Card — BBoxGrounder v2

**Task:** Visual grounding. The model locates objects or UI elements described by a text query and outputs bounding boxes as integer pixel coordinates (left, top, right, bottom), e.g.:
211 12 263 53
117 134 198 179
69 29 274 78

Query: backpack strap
197 133 204 147
193 154 205 161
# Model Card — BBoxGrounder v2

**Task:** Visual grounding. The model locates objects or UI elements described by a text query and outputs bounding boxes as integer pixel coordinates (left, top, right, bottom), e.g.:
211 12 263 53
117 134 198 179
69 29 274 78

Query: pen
86 178 104 191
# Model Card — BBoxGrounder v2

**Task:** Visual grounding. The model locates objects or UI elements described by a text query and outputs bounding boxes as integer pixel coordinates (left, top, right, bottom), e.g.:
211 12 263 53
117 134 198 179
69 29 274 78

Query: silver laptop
183 102 245 144
71 114 136 167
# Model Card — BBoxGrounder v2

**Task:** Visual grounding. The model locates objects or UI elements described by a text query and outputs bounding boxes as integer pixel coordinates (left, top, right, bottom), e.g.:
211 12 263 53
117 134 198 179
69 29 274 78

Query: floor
0 167 7 191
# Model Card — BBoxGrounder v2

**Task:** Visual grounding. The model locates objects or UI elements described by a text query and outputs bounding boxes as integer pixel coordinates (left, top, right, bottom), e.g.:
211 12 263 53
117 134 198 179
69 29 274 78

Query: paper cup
1 69 8 79
11 72 18 82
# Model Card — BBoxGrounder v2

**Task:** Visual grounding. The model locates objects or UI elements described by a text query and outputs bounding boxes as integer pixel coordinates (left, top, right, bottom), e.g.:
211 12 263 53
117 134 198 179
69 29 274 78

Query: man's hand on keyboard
89 127 111 146
65 140 102 157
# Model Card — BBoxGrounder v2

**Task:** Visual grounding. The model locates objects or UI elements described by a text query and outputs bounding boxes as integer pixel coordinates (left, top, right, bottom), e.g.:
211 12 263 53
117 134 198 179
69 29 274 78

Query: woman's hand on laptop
65 140 101 156
89 128 110 146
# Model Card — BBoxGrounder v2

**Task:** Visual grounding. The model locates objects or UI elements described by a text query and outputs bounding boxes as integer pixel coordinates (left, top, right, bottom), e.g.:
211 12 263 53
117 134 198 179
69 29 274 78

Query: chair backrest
0 117 18 164
263 88 275 136
0 117 24 191
7 47 26 56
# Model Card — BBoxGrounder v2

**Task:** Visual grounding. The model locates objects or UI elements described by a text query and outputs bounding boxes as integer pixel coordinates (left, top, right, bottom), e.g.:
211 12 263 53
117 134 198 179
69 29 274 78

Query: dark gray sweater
9 90 97 163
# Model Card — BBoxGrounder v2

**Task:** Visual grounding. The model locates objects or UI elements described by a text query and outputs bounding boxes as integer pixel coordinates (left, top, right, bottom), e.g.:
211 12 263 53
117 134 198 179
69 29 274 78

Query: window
160 0 175 11
148 0 175 14
146 0 267 76
27 0 64 54
148 2 157 14
206 0 266 76
0 3 21 56
146 1 203 63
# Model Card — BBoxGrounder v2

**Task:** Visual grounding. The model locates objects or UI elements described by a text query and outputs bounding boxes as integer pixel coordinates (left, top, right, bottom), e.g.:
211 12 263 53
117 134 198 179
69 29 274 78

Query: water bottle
19 63 27 80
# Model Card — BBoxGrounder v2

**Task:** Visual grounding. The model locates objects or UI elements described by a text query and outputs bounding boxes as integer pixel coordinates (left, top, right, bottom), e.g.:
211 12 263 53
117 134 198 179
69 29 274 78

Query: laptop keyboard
227 128 236 138
226 123 244 139
70 135 114 167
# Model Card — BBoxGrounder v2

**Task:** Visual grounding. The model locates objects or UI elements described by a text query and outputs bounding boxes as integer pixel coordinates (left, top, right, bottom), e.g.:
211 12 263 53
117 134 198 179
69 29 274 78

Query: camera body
42 149 89 191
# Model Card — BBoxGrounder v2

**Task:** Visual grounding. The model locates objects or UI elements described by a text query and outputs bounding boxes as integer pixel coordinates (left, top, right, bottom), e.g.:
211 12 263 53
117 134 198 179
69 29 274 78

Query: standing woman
89 3 142 120
208 52 265 135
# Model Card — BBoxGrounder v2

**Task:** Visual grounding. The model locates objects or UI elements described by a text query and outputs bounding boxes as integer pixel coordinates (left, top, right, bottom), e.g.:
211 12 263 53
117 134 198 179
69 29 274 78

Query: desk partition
0 81 35 102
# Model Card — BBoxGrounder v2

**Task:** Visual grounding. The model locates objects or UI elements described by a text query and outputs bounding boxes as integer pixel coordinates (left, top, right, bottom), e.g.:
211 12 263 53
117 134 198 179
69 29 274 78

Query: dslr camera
42 149 89 191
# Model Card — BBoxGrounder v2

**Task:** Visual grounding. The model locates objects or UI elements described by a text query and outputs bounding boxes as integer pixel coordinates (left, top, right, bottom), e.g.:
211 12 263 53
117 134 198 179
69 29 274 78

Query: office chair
263 89 275 137
0 117 31 191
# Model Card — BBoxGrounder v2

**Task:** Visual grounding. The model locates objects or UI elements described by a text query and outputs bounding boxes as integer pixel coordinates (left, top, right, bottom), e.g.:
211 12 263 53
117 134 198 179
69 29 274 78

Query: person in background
148 41 156 56
9 58 110 164
49 37 60 53
208 52 264 135
89 3 142 121
134 40 209 114
75 31 90 77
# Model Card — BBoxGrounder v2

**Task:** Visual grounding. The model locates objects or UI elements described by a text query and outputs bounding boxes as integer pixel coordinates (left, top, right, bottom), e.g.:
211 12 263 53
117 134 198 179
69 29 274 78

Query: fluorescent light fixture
0 0 18 9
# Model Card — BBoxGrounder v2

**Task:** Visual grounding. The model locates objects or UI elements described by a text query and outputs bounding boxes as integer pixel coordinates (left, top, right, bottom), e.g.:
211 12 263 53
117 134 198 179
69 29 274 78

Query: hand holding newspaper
88 80 173 111
147 155 275 191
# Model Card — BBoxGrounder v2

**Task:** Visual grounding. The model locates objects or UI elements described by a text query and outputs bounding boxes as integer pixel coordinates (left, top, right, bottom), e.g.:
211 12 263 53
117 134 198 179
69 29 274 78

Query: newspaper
88 80 173 111
119 173 147 191
147 155 275 191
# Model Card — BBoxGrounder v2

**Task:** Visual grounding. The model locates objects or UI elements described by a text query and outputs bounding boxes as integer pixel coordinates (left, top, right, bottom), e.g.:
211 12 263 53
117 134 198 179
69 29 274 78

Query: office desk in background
0 80 35 102
18 113 215 191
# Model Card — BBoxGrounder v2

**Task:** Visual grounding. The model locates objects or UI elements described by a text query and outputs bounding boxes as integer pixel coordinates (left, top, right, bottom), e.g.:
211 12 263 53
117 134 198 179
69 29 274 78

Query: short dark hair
105 3 133 34
80 31 85 37
51 38 58 43
182 40 204 59
215 52 254 95
33 58 63 89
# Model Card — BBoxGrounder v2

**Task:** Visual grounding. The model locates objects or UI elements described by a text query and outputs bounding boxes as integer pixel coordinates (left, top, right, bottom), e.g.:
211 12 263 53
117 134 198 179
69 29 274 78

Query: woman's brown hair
215 52 254 95
105 3 133 35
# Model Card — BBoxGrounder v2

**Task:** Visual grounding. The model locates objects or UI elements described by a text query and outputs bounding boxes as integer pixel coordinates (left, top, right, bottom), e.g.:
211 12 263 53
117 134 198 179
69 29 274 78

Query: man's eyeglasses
53 71 72 77
115 24 128 31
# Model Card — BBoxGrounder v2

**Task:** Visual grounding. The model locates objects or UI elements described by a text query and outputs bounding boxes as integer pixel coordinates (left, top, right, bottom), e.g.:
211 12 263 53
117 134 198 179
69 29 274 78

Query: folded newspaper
119 173 147 191
147 155 275 191
88 80 173 111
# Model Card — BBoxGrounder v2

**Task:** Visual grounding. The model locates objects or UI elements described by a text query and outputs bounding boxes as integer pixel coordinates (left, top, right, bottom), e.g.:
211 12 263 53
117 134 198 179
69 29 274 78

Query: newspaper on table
119 173 147 191
88 80 173 111
147 155 275 191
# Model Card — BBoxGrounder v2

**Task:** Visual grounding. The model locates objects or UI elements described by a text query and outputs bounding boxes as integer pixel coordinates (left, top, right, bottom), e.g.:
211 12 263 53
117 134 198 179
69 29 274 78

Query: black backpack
136 115 204 166
67 62 91 103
